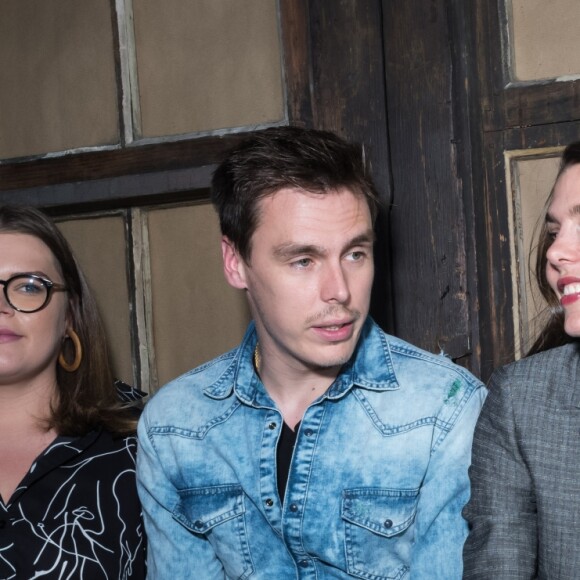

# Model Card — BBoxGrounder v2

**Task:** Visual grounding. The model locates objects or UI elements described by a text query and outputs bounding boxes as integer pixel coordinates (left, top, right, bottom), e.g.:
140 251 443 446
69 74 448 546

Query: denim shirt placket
280 402 327 575
244 366 355 577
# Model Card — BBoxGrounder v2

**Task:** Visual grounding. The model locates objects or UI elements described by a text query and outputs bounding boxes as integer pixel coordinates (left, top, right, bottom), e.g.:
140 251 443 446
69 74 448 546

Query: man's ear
222 237 248 289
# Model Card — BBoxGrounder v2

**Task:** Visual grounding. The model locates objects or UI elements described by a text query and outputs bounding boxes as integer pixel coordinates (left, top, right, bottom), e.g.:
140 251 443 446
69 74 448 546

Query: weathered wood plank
382 0 472 361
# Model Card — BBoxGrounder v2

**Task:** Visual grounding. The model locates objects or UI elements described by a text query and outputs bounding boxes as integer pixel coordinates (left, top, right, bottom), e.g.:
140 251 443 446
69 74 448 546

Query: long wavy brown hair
0 205 138 435
527 142 580 356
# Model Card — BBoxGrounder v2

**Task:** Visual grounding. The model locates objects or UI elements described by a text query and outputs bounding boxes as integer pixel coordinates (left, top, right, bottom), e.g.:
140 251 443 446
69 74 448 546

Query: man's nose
320 263 350 303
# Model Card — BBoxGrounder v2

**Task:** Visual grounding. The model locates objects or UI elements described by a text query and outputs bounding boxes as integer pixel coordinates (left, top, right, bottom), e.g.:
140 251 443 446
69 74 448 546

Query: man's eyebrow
571 204 580 217
346 231 376 247
272 231 376 260
273 243 326 259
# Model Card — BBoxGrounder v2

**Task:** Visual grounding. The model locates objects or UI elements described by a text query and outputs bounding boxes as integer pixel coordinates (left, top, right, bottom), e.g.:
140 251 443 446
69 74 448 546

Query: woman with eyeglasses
463 142 580 578
0 205 146 579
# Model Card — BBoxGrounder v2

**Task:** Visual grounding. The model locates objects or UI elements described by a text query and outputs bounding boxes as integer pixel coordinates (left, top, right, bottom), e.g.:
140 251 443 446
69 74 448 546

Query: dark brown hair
211 126 380 261
0 205 137 435
527 142 580 355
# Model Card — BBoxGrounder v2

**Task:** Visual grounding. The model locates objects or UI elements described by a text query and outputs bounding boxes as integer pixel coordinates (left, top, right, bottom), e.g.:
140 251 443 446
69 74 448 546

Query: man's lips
311 320 355 341
313 319 354 329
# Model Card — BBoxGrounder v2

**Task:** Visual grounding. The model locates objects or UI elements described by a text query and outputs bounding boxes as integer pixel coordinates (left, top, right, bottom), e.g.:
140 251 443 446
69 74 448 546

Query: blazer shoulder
489 342 580 408
494 342 580 380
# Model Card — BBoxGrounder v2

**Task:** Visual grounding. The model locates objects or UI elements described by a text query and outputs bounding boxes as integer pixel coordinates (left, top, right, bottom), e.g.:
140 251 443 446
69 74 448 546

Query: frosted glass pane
511 155 561 354
0 0 119 159
134 0 284 137
511 0 580 81
148 203 250 386
57 216 133 385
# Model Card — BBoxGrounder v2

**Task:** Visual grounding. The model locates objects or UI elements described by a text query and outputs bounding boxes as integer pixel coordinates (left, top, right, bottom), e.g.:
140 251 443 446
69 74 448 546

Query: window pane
134 0 284 138
509 154 561 355
0 0 119 159
57 216 133 385
510 0 580 81
148 203 250 386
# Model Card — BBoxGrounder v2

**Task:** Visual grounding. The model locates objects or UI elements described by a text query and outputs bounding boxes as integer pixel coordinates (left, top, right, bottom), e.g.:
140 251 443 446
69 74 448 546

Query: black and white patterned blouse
0 387 146 579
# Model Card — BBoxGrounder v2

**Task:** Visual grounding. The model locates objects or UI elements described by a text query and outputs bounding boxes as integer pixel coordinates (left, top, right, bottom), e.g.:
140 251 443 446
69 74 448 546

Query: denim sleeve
462 369 537 579
410 381 486 579
136 410 226 579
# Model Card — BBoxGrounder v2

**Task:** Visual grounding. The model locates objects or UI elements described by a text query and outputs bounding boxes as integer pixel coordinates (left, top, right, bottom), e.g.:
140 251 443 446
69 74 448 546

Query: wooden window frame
0 1 314 212
471 0 580 376
0 0 394 385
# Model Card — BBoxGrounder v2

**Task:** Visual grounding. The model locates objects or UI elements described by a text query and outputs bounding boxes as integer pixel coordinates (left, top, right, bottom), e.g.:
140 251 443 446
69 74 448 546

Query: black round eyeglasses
0 274 67 313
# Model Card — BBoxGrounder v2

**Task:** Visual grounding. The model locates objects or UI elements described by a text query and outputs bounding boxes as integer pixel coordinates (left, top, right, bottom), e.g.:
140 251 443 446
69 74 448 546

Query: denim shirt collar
203 318 400 406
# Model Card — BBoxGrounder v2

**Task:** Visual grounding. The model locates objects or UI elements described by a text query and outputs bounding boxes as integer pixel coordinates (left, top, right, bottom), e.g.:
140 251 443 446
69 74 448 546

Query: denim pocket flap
342 488 419 538
174 484 245 534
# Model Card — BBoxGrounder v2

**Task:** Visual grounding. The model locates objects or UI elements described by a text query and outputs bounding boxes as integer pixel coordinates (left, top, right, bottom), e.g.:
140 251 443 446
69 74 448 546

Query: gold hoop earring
58 329 82 372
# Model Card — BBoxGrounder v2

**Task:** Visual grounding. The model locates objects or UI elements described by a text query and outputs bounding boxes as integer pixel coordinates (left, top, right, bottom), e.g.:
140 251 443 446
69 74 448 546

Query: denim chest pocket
342 488 419 580
173 484 254 580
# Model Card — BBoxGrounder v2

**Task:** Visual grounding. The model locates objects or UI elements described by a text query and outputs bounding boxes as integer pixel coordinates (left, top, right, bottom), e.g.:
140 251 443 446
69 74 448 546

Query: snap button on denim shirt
137 318 486 579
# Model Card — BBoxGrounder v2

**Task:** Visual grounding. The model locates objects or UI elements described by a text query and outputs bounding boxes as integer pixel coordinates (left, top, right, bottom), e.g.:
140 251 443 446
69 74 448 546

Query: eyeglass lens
5 276 49 312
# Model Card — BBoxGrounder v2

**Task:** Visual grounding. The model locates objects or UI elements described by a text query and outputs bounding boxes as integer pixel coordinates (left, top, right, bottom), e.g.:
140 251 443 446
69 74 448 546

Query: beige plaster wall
57 216 134 385
147 203 250 385
511 155 561 354
133 0 284 138
511 0 580 81
0 0 119 159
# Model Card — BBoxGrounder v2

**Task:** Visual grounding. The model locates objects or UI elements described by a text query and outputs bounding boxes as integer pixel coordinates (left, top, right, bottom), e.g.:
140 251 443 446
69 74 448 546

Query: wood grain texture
382 0 472 361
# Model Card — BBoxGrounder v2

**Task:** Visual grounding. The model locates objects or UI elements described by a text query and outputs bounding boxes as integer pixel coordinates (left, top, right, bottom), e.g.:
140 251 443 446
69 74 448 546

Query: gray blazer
463 342 580 579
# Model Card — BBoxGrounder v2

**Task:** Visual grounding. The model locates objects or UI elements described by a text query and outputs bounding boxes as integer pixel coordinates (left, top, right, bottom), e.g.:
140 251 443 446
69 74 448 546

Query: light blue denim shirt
137 318 486 579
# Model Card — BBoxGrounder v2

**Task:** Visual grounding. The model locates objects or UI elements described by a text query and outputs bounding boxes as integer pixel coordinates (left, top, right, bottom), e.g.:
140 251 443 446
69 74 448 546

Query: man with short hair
137 126 485 578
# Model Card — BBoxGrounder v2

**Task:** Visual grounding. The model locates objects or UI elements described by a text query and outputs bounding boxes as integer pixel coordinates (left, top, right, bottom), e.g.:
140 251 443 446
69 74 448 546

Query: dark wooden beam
0 135 244 192
0 165 216 215
279 0 314 126
382 0 473 362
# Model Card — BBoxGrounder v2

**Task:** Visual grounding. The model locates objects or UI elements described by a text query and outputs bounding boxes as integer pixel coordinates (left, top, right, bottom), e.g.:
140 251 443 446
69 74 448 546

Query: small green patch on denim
444 379 462 403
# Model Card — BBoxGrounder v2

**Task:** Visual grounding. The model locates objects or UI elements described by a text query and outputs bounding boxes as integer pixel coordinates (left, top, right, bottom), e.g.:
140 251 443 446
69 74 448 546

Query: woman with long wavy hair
464 142 580 578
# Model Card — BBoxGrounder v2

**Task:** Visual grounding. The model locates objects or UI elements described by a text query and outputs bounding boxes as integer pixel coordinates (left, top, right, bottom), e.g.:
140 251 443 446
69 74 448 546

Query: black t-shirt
276 421 300 502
